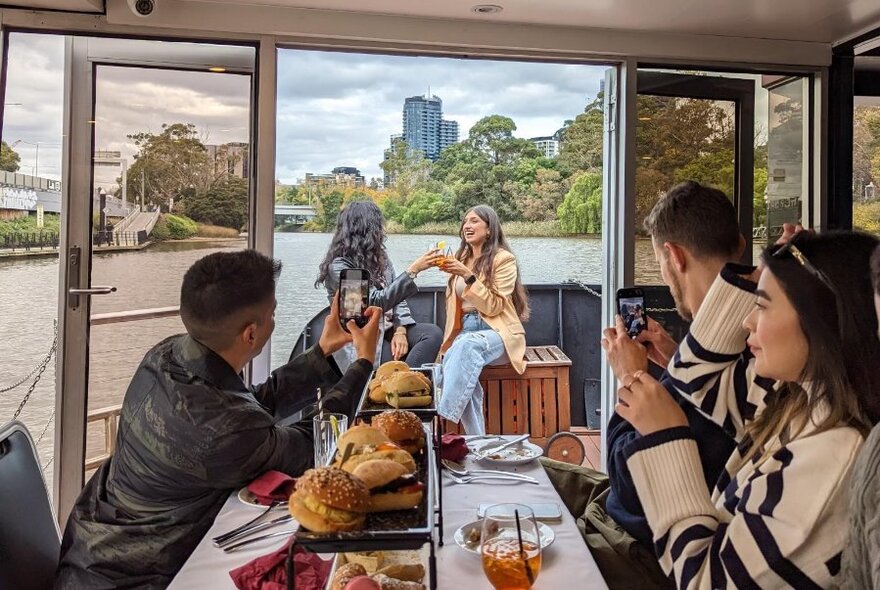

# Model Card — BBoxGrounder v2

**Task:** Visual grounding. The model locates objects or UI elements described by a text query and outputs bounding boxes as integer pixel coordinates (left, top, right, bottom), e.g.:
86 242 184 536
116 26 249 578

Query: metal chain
36 410 55 444
9 322 58 421
563 279 677 314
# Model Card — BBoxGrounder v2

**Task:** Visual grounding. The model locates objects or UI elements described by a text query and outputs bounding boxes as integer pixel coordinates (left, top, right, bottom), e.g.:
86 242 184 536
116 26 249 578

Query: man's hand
349 306 382 363
636 317 677 368
391 329 409 360
601 315 649 381
776 222 805 246
318 294 352 356
616 370 688 436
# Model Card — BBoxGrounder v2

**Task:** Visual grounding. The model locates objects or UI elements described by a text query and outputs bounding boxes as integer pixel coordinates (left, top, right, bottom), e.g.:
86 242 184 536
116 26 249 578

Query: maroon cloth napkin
229 539 332 590
247 471 297 506
441 433 469 461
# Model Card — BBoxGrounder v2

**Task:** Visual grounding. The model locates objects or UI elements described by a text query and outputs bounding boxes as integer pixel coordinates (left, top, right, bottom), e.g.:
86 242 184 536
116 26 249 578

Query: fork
212 500 285 547
214 514 293 548
446 473 539 485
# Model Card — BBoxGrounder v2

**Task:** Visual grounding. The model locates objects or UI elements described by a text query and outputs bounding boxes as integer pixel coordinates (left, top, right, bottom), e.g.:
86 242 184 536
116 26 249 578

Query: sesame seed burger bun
371 410 425 454
376 360 409 380
289 467 369 533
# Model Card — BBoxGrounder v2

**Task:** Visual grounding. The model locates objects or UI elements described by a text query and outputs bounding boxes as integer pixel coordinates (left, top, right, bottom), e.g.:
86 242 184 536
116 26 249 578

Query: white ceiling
6 0 102 12
196 0 880 45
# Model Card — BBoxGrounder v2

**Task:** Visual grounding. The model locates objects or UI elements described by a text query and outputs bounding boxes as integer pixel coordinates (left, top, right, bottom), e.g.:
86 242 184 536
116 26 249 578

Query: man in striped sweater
542 181 755 588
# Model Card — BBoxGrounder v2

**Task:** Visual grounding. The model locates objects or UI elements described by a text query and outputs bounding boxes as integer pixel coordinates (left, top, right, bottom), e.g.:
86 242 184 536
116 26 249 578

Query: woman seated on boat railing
603 230 880 588
316 200 443 371
436 204 530 434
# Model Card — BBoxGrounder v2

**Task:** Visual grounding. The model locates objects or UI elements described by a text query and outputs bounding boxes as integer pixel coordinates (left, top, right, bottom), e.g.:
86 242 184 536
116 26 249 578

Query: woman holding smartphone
437 204 530 434
603 231 880 588
316 201 442 370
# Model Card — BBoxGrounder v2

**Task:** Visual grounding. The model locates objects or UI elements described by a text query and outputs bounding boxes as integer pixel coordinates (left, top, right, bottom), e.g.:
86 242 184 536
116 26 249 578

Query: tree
519 168 566 222
181 176 248 229
380 138 432 199
557 95 604 176
275 183 305 204
0 141 21 172
400 189 454 229
558 172 602 233
125 123 210 210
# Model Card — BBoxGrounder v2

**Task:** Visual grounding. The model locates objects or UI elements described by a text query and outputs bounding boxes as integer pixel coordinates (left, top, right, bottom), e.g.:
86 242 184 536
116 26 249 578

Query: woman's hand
636 317 678 368
318 294 353 356
438 257 472 278
601 315 649 380
391 329 409 360
408 248 444 274
349 306 383 363
615 370 688 435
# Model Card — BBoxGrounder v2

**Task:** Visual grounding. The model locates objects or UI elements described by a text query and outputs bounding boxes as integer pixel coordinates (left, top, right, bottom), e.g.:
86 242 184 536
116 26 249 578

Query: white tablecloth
171 441 608 589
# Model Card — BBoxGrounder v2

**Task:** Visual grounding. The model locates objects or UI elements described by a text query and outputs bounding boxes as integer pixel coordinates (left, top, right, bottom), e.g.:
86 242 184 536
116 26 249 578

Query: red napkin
441 433 469 461
229 539 332 590
247 471 297 506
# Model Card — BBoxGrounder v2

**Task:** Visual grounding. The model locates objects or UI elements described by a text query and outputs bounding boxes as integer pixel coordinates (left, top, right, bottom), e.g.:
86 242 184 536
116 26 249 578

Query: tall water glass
313 413 348 467
481 504 542 590
420 362 443 400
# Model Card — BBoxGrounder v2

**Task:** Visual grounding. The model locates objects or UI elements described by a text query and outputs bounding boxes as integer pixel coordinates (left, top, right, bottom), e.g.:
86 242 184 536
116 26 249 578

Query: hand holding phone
338 268 370 333
616 287 646 339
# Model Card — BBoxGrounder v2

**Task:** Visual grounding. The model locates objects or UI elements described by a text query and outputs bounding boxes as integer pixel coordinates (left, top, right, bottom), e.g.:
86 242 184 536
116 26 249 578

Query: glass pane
84 55 252 465
763 77 806 240
853 101 880 235
0 33 65 493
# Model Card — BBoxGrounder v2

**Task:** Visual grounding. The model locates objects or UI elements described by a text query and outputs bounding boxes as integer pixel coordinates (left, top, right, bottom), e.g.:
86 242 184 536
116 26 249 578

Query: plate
454 519 555 555
472 440 544 465
237 487 287 509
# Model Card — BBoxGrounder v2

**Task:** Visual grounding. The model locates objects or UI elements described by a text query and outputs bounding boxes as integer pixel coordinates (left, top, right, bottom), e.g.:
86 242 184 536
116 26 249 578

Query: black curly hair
315 200 389 288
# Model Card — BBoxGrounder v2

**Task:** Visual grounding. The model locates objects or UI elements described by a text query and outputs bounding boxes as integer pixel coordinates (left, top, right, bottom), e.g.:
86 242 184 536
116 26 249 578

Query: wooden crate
443 345 572 446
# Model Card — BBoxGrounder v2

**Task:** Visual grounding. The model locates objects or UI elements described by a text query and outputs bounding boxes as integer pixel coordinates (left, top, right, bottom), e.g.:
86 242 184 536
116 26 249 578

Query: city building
302 166 365 189
531 136 560 158
401 94 459 161
206 142 249 180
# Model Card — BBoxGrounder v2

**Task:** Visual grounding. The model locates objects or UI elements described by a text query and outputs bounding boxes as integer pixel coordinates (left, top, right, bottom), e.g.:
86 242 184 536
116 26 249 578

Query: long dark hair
454 204 530 321
745 231 880 461
315 201 389 288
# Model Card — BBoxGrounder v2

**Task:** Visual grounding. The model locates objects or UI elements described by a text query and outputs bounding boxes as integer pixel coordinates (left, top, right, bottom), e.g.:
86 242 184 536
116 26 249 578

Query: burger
369 361 411 404
334 425 417 473
289 467 369 532
352 459 425 512
383 372 432 409
371 410 425 455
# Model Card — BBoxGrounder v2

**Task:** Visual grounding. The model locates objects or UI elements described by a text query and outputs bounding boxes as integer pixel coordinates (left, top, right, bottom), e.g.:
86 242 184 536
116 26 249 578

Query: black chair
0 421 61 590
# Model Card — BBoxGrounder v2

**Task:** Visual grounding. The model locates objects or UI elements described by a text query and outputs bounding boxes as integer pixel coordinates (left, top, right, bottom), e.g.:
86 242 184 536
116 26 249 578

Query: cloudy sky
2 33 606 187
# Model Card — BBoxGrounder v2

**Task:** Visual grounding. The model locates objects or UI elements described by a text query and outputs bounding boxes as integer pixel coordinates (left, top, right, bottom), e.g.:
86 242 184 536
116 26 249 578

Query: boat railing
85 404 122 471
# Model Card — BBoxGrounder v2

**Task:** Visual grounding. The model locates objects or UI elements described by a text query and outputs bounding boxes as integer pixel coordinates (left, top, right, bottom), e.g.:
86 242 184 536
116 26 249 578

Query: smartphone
338 268 370 332
616 287 646 338
478 502 562 522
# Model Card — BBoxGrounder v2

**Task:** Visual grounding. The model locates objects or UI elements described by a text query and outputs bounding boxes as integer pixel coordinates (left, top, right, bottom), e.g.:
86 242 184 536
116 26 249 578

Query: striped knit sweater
625 264 864 589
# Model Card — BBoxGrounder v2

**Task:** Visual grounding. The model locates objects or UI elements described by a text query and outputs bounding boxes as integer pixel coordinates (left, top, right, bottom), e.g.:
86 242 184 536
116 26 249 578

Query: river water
1 232 672 489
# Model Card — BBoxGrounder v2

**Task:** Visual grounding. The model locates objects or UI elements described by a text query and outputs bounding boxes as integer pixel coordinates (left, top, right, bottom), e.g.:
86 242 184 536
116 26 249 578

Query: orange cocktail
481 537 541 590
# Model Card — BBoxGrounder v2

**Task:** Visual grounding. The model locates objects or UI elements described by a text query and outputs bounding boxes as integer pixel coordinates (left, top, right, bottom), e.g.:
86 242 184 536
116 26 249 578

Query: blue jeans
438 312 505 434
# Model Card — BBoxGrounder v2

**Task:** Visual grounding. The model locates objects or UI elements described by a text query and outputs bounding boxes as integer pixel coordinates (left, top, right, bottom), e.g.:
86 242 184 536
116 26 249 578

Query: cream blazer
440 249 526 374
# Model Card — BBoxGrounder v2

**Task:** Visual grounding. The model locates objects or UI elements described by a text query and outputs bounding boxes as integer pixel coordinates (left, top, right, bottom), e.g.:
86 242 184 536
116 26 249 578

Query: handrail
113 207 141 234
85 403 122 471
90 306 180 326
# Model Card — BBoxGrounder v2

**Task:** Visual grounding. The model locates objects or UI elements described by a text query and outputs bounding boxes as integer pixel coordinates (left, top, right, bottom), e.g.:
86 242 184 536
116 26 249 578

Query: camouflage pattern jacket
55 335 371 589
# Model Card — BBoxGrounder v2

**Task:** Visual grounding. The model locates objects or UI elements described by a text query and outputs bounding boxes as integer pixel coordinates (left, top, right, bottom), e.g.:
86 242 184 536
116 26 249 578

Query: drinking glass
313 413 348 467
419 362 443 399
481 504 542 590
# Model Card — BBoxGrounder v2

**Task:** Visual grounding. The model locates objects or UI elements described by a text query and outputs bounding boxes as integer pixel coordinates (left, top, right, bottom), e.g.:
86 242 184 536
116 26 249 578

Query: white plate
454 519 555 555
472 440 544 465
237 487 288 509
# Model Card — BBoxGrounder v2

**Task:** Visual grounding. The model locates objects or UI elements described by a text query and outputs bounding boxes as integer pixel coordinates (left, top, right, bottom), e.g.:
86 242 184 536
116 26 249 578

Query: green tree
126 123 210 210
380 138 432 199
0 141 21 172
519 168 566 222
400 189 454 229
558 172 603 233
275 183 305 204
557 95 604 176
180 176 248 229
314 188 345 231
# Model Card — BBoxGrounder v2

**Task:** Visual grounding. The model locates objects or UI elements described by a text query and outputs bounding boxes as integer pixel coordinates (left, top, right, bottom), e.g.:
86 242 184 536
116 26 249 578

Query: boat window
853 55 880 235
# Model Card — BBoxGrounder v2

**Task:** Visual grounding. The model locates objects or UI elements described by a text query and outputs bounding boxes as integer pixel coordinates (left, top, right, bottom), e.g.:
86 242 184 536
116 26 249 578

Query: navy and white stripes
626 266 863 589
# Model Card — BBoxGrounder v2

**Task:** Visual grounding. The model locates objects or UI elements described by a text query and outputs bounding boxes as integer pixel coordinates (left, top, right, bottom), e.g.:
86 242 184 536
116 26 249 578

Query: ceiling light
208 67 226 73
472 4 503 15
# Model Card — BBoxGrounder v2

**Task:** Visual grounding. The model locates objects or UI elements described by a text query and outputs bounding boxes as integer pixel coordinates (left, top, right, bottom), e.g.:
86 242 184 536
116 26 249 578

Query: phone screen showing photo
619 296 646 338
340 278 368 320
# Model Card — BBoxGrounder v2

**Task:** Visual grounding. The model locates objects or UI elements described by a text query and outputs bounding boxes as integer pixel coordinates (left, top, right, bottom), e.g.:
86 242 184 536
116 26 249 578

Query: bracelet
394 327 407 336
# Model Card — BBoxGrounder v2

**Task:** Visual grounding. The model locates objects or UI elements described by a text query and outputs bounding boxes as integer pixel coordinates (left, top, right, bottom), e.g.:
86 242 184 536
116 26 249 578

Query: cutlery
222 529 296 553
212 500 285 546
441 459 538 483
215 514 293 548
446 473 539 485
477 433 531 455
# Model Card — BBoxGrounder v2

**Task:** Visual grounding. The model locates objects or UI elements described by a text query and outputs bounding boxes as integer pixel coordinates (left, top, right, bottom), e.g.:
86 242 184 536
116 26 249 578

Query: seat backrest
0 421 61 590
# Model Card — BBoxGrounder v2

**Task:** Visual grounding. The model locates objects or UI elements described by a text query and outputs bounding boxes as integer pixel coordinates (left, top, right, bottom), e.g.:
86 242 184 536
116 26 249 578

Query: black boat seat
0 421 61 590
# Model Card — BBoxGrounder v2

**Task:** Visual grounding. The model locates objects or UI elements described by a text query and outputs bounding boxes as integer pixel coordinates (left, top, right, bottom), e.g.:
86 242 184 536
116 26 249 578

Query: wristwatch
465 274 477 285
406 269 418 280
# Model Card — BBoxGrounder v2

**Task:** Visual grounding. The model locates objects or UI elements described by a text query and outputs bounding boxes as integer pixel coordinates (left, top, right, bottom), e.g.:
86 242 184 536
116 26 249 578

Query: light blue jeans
438 312 506 434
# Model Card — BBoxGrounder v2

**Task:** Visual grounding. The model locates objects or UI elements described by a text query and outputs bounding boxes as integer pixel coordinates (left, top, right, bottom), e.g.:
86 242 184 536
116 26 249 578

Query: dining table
169 436 609 589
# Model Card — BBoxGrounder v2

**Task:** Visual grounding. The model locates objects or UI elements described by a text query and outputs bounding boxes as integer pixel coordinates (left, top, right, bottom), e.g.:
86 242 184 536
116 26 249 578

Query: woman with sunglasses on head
316 200 443 370
436 204 530 434
603 230 880 589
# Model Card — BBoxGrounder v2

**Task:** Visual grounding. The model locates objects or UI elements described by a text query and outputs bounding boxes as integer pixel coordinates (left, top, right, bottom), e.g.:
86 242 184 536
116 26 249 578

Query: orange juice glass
480 504 542 590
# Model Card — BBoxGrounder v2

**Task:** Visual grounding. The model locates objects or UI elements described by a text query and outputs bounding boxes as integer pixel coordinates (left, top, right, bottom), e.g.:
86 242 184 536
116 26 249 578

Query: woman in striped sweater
604 230 880 589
